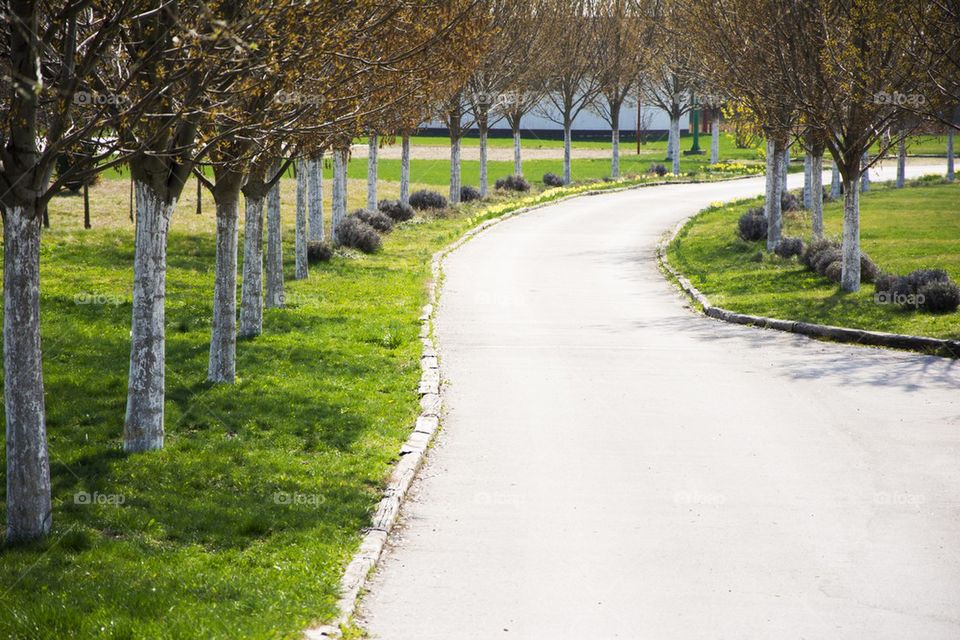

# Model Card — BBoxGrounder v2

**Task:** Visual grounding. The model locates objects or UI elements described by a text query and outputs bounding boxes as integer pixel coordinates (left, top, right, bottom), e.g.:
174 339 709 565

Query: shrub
800 238 839 269
494 175 530 192
919 280 960 313
350 208 394 233
335 216 381 253
874 273 898 297
813 248 842 276
859 253 880 284
378 199 415 222
780 191 800 212
649 163 667 177
823 261 844 283
408 190 447 211
774 237 804 259
460 185 482 202
307 241 333 263
737 207 767 242
543 172 564 187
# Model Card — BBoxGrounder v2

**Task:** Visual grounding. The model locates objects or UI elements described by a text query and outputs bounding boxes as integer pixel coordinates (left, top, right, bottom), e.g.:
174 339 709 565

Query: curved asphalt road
360 163 960 639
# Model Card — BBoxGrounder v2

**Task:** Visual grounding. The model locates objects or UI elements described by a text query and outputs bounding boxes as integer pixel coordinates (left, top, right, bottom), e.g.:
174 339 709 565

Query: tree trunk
803 152 813 209
611 109 620 178
400 135 411 205
308 154 323 241
449 135 462 203
563 121 573 184
331 149 347 243
764 139 775 217
239 193 265 338
766 139 784 251
896 139 906 188
811 152 824 240
265 164 284 309
710 113 719 164
513 127 522 177
294 158 308 280
367 133 378 210
780 145 790 199
4 204 52 542
479 123 489 197
665 117 676 162
841 174 861 292
670 115 680 175
124 182 175 452
830 163 841 199
860 152 871 193
208 188 241 383
948 129 955 182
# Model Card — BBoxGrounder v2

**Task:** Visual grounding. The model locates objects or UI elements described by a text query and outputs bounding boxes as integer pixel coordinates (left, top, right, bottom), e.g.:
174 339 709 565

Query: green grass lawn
667 179 960 340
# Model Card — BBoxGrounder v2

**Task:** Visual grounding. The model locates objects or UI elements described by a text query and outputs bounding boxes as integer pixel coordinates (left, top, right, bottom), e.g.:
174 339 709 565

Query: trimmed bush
813 248 842 276
918 280 960 313
875 268 957 312
823 261 843 283
335 216 381 254
774 237 804 259
737 207 767 242
859 253 880 284
408 190 447 211
801 238 839 269
460 185 482 202
494 175 530 192
649 163 667 177
350 208 394 233
378 199 415 222
543 172 564 187
781 191 800 212
307 241 333 264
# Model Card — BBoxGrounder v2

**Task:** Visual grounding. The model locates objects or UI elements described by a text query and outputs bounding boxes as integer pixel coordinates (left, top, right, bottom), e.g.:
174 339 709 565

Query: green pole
689 93 702 154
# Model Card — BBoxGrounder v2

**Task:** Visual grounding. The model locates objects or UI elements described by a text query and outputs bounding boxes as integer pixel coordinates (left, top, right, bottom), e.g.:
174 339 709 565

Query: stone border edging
658 216 960 359
303 173 765 638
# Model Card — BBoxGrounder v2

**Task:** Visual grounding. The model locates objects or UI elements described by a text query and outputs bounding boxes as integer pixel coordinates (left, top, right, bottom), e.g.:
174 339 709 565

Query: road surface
359 163 960 640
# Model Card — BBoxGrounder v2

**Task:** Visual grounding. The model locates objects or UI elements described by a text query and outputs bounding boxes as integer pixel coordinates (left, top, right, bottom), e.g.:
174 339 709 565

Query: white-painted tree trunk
611 111 620 178
670 115 681 175
239 194 264 338
479 127 489 197
449 136 462 203
265 165 284 309
766 140 784 250
764 139 775 219
124 182 175 453
666 119 676 162
367 134 378 210
331 149 347 243
780 145 790 199
860 152 871 192
948 129 955 182
294 158 308 279
208 196 240 383
803 152 813 209
841 175 862 292
831 163 841 199
400 135 411 205
710 115 719 164
811 152 824 239
563 122 573 184
896 139 906 188
513 129 522 177
4 204 52 542
308 154 323 242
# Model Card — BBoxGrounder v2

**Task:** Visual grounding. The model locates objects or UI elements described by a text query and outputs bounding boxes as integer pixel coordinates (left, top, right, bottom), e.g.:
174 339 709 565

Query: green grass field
667 179 960 340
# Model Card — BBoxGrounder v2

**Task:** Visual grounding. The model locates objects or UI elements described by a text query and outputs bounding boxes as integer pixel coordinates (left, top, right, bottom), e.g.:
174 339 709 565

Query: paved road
360 164 960 639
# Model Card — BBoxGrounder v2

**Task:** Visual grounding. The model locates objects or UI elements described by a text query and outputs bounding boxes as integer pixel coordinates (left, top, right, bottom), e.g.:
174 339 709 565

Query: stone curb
658 215 960 359
304 173 763 638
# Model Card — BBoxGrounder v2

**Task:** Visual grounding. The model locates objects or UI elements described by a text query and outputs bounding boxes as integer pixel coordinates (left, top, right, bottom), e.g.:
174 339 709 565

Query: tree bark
4 204 52 542
764 139 775 218
948 129 955 183
513 127 522 177
308 154 323 241
563 120 573 184
896 139 906 188
479 123 489 197
331 149 348 243
811 152 824 239
367 134 378 210
830 163 841 199
265 164 284 309
860 152 871 193
780 145 790 199
611 109 620 178
294 158 308 280
208 185 242 383
670 114 681 175
803 152 813 209
766 139 784 251
124 182 175 453
841 174 861 292
400 135 411 205
449 135 462 203
710 113 720 164
239 193 265 338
